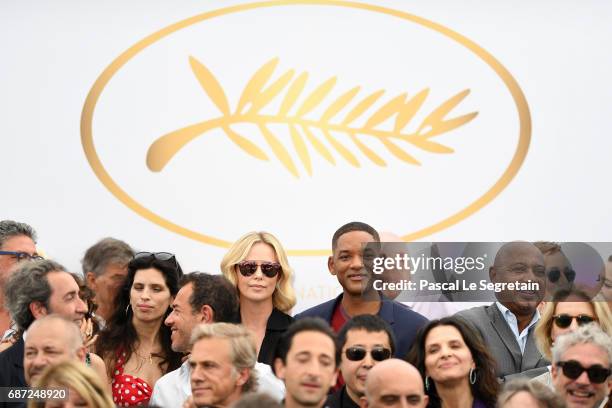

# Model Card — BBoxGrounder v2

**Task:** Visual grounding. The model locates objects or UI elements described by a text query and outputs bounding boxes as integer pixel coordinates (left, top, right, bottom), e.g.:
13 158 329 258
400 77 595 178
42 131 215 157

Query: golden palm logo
146 56 478 177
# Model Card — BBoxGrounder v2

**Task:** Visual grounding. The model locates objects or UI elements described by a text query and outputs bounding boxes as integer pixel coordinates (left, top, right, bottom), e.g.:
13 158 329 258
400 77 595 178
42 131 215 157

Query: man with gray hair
551 324 612 408
0 259 87 393
188 322 258 408
82 237 134 323
0 220 40 334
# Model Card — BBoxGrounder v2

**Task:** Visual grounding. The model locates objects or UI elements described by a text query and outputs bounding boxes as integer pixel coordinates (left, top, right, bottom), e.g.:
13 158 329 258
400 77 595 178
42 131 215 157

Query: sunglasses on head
547 267 576 283
237 260 281 278
553 314 595 329
134 252 177 266
0 251 43 262
556 360 611 384
345 346 391 362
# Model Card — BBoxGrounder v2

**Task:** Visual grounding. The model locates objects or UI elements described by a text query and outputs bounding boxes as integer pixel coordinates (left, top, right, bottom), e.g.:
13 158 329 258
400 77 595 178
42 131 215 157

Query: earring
125 304 131 316
425 376 430 391
469 368 476 385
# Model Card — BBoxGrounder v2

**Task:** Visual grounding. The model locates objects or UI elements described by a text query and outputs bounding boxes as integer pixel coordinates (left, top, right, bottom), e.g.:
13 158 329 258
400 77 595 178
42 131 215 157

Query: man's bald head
24 314 86 385
361 359 428 408
490 241 546 317
493 242 543 268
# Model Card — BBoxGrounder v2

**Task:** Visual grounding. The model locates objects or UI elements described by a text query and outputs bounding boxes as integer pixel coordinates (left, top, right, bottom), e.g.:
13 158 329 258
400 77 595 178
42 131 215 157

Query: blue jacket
295 293 428 359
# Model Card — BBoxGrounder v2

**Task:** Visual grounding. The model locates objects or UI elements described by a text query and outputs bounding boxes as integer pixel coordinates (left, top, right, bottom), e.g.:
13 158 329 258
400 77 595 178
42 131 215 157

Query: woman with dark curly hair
95 252 183 407
407 316 499 408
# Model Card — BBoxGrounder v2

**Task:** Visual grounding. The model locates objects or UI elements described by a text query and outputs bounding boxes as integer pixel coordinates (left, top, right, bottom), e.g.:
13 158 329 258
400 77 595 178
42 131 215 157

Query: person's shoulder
294 296 340 320
272 308 295 325
389 300 428 322
455 303 492 320
324 387 342 408
0 337 23 361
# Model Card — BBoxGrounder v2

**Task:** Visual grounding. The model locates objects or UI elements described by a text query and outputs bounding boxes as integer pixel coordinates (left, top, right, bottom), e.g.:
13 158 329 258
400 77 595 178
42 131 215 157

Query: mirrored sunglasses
237 260 281 278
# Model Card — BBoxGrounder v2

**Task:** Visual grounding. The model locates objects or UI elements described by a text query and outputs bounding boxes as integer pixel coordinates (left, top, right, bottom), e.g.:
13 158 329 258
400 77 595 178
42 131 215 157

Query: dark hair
337 314 396 355
332 221 380 251
273 317 339 372
406 317 499 408
95 255 184 377
179 273 239 323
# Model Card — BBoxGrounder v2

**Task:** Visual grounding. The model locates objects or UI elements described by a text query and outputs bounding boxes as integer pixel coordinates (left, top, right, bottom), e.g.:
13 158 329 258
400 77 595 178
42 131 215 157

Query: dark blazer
236 307 294 366
258 308 294 365
0 337 27 408
295 293 428 359
455 303 549 381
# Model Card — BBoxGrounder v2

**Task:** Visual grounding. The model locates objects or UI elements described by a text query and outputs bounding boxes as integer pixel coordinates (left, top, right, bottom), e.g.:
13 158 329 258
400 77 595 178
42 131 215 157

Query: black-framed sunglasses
553 314 595 329
237 260 281 278
345 346 392 362
556 360 611 384
134 252 177 266
547 267 576 283
0 251 43 262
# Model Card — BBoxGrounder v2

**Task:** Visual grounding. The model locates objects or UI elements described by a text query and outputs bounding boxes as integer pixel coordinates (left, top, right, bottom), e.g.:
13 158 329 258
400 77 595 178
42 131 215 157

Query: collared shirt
495 302 540 354
149 360 285 407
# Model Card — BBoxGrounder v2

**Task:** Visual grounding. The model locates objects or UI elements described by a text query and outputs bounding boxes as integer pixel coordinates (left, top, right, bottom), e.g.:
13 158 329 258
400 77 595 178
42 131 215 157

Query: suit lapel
522 327 546 370
488 304 522 370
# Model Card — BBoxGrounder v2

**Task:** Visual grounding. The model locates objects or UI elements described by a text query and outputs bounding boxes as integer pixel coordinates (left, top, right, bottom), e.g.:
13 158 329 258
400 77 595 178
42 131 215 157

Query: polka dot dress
111 350 152 407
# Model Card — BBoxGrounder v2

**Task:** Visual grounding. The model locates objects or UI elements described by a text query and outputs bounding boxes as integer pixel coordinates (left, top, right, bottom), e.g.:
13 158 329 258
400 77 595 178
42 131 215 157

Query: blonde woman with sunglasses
530 288 612 386
221 232 296 365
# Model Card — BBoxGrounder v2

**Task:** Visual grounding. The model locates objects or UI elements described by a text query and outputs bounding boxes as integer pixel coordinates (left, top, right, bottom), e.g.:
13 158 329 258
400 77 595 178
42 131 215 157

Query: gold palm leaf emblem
147 56 478 177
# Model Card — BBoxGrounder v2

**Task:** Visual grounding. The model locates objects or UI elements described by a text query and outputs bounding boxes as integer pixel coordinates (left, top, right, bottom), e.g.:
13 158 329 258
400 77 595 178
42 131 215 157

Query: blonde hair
220 231 296 312
190 323 258 393
28 360 114 408
535 290 612 360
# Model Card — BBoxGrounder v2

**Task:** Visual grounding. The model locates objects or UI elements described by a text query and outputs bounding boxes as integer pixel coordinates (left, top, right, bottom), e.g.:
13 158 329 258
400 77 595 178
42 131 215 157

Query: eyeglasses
547 267 576 283
345 347 392 362
553 314 595 328
556 360 611 384
134 252 177 266
237 261 281 278
0 251 43 262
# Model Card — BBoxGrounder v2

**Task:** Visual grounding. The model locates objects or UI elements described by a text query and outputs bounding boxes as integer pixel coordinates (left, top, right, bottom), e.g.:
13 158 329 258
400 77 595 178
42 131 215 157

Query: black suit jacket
235 307 294 365
0 337 27 408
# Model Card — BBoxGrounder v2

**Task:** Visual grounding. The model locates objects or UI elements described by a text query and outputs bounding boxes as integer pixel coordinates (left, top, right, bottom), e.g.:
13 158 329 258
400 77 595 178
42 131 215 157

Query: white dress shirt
150 360 285 407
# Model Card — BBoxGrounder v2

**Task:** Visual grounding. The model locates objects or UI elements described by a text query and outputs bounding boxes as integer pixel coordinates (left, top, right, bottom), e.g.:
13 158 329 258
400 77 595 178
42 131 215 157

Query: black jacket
0 337 27 408
326 386 360 408
236 307 294 365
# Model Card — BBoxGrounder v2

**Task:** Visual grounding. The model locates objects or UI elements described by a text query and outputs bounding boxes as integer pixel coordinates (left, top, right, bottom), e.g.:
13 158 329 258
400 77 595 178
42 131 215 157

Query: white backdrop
2 0 611 312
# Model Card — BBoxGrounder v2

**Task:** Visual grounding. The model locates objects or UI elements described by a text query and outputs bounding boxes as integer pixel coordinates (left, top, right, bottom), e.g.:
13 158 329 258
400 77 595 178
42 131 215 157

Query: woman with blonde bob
28 360 114 408
531 288 612 385
221 231 296 365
